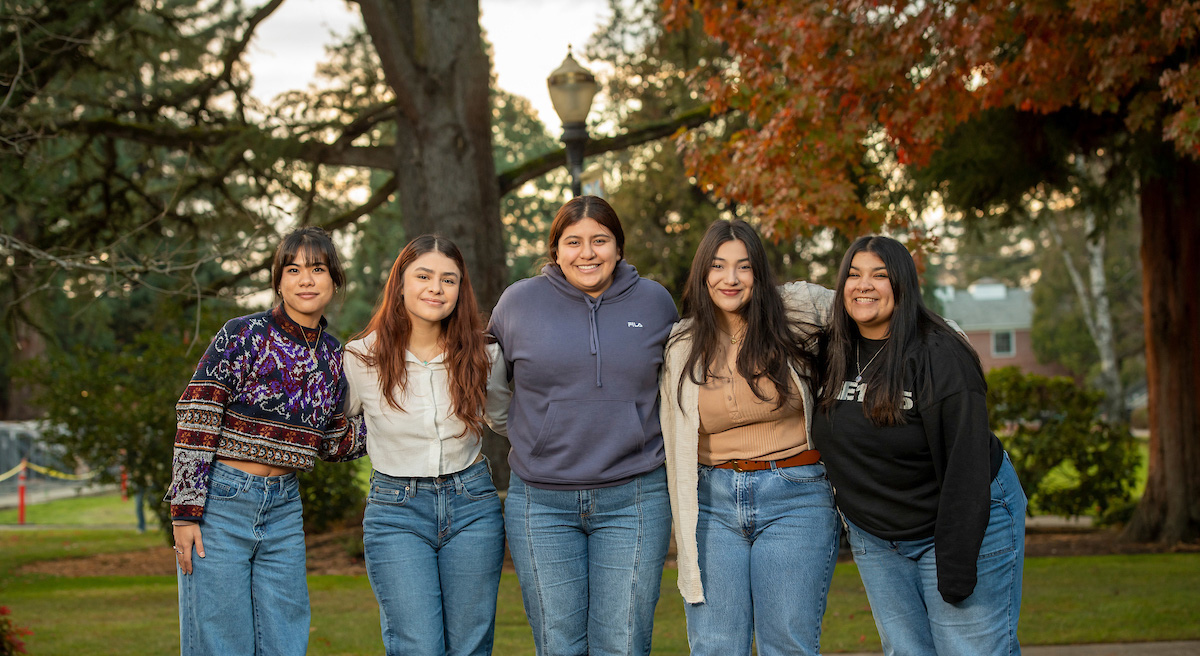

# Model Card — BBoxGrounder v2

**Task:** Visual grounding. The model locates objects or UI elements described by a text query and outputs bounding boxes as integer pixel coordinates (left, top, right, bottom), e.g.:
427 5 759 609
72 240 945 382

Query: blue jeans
363 458 505 656
685 462 839 656
178 461 309 656
505 466 672 656
846 453 1026 656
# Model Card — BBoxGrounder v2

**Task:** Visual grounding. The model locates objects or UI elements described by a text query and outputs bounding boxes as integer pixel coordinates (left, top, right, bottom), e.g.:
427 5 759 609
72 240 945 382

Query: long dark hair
673 220 819 409
348 235 490 438
817 235 979 425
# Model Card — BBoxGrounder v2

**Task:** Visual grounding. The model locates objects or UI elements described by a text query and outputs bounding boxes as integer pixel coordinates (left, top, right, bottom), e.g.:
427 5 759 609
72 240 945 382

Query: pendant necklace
855 339 888 383
300 325 322 363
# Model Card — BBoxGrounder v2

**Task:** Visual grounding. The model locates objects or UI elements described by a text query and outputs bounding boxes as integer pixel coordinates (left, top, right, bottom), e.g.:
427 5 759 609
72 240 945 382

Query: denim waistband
371 456 491 493
210 460 298 489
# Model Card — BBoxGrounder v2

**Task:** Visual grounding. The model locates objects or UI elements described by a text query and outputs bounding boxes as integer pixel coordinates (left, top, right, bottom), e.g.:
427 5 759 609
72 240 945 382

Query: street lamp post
547 47 598 197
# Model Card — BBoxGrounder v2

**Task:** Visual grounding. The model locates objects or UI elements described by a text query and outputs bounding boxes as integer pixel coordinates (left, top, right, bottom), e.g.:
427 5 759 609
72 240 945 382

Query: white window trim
992 329 1016 358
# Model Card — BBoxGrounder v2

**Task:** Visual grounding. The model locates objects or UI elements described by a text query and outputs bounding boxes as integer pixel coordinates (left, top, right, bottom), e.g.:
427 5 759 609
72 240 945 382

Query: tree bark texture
1123 149 1200 544
356 0 508 308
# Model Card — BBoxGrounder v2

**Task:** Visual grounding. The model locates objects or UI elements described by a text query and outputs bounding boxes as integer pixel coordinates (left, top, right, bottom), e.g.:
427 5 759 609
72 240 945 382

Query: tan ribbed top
696 346 808 465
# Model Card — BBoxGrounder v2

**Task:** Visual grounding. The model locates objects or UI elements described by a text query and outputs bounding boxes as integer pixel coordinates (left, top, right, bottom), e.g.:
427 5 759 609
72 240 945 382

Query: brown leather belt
711 449 821 472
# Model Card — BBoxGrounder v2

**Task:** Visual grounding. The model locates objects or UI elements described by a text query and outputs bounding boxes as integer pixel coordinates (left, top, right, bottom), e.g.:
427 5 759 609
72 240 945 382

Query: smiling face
844 249 895 339
278 249 335 328
402 251 461 327
706 239 754 328
555 217 620 297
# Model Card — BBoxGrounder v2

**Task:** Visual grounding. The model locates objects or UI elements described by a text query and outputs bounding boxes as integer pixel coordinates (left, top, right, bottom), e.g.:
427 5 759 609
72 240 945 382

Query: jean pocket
848 527 868 557
367 481 412 507
978 497 1017 559
284 478 301 502
461 472 499 501
775 463 828 484
207 478 242 500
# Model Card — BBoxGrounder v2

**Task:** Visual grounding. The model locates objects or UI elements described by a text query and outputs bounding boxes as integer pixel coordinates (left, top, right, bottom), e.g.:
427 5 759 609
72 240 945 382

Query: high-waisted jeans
362 458 505 656
177 461 308 656
505 466 672 656
684 461 840 656
845 453 1026 656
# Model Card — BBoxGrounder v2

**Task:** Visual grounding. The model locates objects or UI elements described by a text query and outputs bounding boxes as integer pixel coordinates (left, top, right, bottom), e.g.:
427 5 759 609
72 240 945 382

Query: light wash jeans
505 466 672 656
846 453 1026 656
362 458 505 656
177 461 309 656
685 462 839 656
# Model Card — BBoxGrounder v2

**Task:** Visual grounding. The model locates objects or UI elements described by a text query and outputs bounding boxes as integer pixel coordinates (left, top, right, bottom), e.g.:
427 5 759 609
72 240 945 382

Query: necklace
300 325 322 363
727 324 747 345
855 339 888 383
409 339 444 366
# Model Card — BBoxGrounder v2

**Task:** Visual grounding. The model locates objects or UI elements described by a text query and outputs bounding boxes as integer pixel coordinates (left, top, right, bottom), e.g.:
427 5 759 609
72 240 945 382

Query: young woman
168 226 367 656
487 196 679 656
343 235 511 656
660 220 838 656
813 235 1026 656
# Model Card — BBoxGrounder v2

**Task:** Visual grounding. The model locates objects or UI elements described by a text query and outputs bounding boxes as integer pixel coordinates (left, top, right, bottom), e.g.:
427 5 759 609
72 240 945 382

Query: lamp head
548 46 598 125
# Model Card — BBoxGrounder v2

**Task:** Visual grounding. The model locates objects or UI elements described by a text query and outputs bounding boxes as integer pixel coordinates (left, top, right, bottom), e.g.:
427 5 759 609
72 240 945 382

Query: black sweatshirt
814 331 1003 603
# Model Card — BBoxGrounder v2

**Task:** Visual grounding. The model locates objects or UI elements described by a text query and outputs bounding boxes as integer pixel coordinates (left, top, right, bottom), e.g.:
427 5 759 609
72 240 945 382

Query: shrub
299 459 366 534
986 367 1140 518
0 606 31 655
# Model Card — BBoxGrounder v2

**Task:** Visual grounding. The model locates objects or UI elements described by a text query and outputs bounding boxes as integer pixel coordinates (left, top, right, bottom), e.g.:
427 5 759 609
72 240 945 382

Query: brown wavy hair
348 235 491 438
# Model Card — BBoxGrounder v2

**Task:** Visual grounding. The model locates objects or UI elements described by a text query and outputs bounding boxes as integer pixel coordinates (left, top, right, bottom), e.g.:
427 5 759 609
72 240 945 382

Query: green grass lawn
0 488 152 528
4 491 1198 654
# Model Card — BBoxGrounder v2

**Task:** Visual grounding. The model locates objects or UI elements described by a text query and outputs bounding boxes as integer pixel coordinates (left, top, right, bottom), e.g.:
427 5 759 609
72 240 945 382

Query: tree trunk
355 0 512 486
356 0 508 308
1083 221 1124 421
1047 210 1125 419
1123 149 1200 544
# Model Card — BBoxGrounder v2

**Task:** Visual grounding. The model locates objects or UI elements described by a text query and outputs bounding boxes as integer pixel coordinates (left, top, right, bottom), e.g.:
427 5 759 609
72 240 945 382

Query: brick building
937 279 1071 377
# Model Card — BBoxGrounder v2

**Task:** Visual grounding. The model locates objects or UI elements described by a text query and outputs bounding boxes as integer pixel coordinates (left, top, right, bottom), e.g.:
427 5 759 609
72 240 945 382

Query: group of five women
167 195 1026 656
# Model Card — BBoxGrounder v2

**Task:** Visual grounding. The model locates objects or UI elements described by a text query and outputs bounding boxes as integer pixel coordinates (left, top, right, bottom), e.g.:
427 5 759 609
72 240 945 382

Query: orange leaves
667 0 1200 237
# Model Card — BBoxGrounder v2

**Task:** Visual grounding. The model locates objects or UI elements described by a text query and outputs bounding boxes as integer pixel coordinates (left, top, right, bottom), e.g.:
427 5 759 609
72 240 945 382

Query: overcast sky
248 0 612 128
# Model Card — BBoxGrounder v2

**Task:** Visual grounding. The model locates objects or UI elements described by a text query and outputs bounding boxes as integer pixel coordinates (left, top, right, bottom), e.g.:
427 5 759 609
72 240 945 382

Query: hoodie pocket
530 400 647 480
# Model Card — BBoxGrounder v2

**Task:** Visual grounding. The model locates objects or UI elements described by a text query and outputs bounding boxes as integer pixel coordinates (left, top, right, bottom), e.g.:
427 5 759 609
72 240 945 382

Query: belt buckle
732 460 748 472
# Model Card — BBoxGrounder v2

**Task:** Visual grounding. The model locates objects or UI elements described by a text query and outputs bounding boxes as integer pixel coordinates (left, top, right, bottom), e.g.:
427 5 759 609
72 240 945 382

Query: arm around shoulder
780 280 836 327
484 342 511 437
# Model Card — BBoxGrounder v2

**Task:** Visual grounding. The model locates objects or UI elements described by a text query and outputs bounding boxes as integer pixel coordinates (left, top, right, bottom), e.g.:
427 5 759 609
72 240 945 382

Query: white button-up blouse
343 333 510 477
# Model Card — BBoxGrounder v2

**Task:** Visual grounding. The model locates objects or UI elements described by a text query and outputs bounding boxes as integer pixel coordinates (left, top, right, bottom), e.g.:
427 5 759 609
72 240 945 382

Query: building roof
938 284 1033 331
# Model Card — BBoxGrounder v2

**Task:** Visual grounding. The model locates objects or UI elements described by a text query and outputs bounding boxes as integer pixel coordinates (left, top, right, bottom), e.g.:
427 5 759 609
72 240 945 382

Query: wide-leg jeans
177 461 309 656
685 462 840 656
363 458 505 656
846 453 1027 656
505 466 672 656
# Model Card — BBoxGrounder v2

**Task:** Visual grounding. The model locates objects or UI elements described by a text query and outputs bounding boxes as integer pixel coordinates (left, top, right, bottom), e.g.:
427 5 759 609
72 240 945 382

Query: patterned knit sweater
167 305 367 521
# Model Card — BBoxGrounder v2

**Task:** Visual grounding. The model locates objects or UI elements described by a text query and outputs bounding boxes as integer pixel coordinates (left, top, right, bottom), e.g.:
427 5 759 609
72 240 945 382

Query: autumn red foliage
666 0 1200 544
664 0 1200 229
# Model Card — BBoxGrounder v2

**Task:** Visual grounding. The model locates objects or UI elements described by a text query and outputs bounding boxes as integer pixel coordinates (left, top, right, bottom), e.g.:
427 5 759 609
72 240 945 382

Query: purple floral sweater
166 305 367 521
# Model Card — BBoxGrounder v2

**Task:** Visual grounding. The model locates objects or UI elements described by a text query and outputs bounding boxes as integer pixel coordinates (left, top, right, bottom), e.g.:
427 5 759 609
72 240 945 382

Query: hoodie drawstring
585 295 602 387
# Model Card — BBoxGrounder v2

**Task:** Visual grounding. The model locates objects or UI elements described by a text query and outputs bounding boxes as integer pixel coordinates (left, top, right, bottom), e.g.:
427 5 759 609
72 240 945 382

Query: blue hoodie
489 261 678 489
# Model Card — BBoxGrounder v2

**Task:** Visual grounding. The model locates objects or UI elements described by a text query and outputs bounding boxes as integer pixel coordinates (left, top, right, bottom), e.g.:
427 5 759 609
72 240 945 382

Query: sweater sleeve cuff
936 557 978 604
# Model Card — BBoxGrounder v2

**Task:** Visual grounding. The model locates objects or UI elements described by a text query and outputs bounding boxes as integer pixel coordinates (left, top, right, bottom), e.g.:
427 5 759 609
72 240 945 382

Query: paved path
840 641 1200 655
